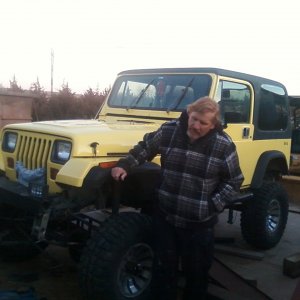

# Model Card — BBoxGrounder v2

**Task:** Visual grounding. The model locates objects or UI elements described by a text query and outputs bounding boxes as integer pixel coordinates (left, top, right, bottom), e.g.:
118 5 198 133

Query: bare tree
30 78 47 121
9 75 23 91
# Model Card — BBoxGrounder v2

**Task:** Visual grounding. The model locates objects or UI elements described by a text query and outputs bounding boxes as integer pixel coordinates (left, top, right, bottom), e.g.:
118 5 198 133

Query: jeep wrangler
0 68 291 300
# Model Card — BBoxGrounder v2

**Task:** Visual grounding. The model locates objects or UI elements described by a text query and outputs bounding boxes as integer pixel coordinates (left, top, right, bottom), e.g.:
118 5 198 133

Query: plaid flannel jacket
117 111 244 228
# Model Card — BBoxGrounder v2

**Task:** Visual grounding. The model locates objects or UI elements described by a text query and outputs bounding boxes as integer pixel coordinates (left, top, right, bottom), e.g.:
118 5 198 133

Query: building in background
0 90 34 128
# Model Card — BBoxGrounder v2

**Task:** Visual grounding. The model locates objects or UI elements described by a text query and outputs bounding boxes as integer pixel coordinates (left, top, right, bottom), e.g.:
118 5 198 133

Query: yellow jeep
0 68 291 300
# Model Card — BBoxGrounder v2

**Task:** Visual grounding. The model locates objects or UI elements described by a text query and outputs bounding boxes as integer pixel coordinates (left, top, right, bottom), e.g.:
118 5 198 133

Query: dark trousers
152 213 214 300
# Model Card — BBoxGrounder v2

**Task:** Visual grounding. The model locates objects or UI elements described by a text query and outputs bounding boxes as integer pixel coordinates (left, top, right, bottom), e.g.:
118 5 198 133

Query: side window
258 84 288 131
217 81 251 124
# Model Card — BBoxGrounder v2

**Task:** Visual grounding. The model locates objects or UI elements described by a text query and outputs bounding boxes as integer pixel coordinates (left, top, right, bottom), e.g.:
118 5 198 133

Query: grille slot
16 135 52 169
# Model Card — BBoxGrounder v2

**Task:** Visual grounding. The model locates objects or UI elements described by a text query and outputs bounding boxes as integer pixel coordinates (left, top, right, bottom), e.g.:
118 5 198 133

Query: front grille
16 134 52 169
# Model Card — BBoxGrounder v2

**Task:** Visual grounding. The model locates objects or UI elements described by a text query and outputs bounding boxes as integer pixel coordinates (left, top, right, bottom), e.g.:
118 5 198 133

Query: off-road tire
68 228 89 262
79 212 154 300
240 182 289 249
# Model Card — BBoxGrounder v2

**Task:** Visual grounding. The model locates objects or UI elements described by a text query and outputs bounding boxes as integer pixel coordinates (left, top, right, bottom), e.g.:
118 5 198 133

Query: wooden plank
215 244 265 260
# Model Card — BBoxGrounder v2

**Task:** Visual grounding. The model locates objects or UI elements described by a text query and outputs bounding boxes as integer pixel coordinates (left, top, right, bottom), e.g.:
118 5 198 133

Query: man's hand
111 167 127 181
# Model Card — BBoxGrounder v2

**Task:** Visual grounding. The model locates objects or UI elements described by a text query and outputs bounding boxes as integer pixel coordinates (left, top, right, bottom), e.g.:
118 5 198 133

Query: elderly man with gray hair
112 96 244 300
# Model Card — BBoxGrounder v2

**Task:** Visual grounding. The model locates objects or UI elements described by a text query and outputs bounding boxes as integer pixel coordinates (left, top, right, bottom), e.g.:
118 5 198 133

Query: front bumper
0 176 46 213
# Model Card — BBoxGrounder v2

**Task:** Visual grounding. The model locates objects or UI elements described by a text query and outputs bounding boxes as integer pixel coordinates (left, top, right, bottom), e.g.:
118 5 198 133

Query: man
111 96 244 300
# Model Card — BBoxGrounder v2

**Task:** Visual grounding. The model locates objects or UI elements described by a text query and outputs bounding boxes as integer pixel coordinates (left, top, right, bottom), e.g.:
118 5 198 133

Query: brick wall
0 91 33 128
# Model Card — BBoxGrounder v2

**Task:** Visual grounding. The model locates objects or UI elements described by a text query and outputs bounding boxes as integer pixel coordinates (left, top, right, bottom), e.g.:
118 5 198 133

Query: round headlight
2 132 18 152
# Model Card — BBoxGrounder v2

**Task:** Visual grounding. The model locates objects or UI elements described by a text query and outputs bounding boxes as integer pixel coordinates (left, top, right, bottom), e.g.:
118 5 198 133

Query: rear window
258 84 288 131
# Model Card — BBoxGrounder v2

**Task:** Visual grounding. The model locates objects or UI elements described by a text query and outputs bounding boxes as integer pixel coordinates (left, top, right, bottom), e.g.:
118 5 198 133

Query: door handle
242 127 250 139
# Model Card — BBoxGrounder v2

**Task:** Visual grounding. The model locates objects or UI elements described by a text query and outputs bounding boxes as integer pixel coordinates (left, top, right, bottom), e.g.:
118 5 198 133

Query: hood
3 119 160 157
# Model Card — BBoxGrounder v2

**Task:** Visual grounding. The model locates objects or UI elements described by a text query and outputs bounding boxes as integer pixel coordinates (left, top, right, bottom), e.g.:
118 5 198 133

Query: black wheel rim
117 242 154 298
266 198 281 233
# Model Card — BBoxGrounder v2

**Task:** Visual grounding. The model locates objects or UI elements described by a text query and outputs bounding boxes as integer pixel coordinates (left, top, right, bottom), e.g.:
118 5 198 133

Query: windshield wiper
167 77 195 112
127 79 155 110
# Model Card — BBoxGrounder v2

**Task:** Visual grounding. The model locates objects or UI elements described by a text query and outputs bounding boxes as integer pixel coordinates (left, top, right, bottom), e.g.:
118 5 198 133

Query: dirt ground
0 245 82 300
0 177 299 300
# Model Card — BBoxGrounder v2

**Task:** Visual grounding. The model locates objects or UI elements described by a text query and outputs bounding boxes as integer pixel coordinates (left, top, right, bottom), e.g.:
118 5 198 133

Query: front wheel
79 212 154 300
240 182 289 249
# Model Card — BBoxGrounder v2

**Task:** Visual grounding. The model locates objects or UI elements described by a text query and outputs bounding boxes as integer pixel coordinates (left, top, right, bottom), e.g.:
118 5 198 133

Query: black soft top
118 67 286 91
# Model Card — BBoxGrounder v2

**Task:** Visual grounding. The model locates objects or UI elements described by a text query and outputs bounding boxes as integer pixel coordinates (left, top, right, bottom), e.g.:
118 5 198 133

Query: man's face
187 111 215 142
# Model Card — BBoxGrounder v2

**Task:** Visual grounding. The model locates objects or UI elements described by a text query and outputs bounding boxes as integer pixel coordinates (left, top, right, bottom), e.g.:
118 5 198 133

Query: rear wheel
240 182 289 249
79 212 154 300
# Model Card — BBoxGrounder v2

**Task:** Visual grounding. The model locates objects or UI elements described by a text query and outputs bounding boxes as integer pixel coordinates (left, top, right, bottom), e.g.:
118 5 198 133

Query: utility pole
51 49 54 95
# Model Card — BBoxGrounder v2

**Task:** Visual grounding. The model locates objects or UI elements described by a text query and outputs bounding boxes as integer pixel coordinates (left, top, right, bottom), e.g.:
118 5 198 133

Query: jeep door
215 78 254 187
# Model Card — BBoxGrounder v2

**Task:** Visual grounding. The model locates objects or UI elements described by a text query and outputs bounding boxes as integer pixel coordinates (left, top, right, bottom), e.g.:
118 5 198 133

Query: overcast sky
1 0 299 95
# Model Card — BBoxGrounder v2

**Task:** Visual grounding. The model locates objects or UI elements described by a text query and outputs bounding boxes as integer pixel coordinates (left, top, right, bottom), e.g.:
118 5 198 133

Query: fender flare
251 151 288 189
56 158 103 187
82 166 111 188
83 161 161 189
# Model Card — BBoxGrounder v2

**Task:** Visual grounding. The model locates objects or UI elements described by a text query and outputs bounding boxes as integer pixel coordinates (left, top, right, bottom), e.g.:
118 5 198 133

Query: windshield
108 74 212 111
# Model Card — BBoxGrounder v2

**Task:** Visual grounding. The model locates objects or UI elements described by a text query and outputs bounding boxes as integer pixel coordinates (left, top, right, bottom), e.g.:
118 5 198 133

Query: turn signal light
50 168 59 180
7 157 14 168
99 161 117 169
